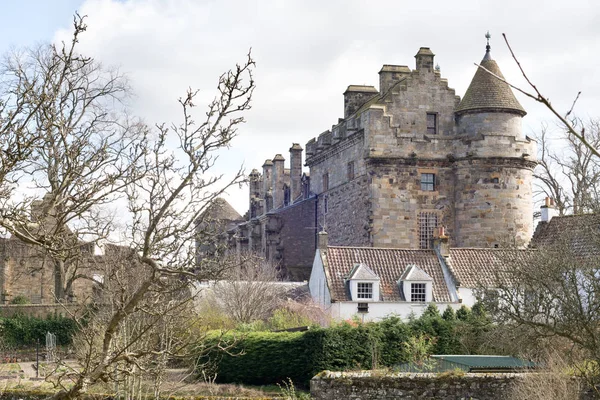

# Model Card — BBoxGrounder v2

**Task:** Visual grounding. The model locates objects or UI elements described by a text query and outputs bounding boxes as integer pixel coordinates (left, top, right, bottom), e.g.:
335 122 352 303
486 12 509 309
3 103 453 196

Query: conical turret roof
455 44 526 116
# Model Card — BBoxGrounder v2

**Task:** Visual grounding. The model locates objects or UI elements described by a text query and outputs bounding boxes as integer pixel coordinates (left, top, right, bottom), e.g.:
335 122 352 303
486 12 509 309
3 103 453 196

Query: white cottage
309 231 535 322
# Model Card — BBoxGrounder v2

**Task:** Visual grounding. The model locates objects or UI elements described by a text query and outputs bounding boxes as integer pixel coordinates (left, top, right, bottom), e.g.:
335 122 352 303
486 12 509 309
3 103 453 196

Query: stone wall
272 197 317 280
317 176 370 247
0 304 79 318
310 371 591 400
368 159 455 248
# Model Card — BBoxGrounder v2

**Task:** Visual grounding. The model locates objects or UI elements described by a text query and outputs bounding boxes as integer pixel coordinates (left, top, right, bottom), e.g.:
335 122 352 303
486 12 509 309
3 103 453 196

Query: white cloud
49 0 600 214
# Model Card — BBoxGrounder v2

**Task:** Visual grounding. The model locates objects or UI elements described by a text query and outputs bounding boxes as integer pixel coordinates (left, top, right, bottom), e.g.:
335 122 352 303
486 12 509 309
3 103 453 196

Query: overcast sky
1 0 599 214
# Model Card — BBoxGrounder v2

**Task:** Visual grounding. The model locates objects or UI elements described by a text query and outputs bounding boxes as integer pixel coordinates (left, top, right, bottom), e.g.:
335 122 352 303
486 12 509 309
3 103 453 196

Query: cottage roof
455 45 526 116
447 248 536 287
323 246 451 302
531 213 600 258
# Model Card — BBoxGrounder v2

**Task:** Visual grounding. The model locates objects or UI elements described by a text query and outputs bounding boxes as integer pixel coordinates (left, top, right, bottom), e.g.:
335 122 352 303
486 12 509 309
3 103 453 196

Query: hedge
199 304 491 387
201 322 408 386
0 314 77 346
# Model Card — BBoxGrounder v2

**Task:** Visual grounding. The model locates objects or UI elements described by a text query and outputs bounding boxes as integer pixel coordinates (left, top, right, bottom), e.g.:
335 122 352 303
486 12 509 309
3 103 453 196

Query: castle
226 39 536 280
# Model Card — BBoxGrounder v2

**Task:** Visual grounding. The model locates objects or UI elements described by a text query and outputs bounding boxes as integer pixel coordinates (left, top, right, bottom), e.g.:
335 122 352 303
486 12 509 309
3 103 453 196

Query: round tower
453 33 536 248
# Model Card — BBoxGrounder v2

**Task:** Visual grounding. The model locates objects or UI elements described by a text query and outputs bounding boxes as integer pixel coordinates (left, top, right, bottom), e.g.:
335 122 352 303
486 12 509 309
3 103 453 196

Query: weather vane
485 31 491 46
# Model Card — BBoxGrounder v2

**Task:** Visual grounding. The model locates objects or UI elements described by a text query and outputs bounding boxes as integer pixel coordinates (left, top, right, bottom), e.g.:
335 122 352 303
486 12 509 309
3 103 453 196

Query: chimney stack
272 154 285 209
248 169 261 218
262 159 273 212
541 197 558 223
317 230 328 251
415 47 435 73
432 226 449 258
289 144 303 203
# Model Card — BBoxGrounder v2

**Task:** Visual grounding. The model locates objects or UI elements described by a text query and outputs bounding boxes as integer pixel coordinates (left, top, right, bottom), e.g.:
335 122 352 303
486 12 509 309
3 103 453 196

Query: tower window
347 161 355 181
420 173 435 191
418 212 438 249
427 113 437 135
323 173 329 192
491 177 499 184
357 282 373 299
411 283 427 302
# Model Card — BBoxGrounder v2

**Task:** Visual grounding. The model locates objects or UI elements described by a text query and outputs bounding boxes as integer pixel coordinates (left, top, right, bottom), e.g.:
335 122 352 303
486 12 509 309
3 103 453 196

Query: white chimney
540 197 558 223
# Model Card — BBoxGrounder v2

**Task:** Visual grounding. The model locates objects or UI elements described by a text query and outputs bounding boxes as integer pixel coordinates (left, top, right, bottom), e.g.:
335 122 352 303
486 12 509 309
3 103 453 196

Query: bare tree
0 14 254 400
206 253 287 324
481 231 600 395
534 119 600 215
0 15 146 300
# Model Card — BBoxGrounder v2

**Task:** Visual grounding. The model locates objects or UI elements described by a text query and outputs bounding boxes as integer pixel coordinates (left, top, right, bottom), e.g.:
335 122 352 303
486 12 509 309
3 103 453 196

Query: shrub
9 295 30 305
0 314 77 346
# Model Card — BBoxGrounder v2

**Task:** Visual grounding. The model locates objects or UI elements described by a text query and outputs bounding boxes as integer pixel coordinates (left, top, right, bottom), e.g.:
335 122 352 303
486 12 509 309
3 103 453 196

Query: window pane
411 283 426 302
357 282 373 299
427 113 437 135
420 173 435 191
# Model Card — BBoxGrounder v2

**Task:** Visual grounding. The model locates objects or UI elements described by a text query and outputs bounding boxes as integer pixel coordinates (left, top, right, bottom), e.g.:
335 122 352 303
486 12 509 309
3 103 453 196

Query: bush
199 306 489 387
0 314 77 346
9 295 30 305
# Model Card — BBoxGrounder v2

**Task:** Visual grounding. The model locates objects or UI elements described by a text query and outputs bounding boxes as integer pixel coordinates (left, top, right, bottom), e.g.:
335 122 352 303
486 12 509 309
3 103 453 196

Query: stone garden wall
311 371 592 400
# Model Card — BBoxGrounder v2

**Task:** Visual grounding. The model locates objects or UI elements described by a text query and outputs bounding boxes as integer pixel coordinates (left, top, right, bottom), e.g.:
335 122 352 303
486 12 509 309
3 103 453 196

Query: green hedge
0 314 77 346
200 304 491 387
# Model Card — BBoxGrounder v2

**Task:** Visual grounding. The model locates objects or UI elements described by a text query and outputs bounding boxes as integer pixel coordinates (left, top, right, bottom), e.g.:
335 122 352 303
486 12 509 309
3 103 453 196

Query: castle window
420 173 435 191
491 177 499 184
418 212 438 249
357 303 369 313
347 161 355 181
357 282 373 299
323 173 329 192
411 283 427 302
426 113 437 135
324 196 328 214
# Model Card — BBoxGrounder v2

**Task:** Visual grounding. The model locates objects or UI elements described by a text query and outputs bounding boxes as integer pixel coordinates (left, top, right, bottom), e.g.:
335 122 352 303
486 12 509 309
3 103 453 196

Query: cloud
51 0 600 214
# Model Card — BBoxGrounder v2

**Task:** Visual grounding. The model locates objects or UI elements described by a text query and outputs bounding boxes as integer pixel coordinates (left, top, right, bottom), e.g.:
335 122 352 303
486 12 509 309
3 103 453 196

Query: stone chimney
262 159 273 211
415 47 435 73
271 154 285 209
378 65 411 93
317 230 328 251
248 169 261 218
289 144 303 203
343 85 379 118
432 226 449 258
540 197 558 223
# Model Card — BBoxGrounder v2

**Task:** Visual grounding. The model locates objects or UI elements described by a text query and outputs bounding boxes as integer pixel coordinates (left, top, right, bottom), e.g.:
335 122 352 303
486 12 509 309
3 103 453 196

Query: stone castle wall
272 197 317 280
317 176 371 247
368 160 455 248
453 159 534 247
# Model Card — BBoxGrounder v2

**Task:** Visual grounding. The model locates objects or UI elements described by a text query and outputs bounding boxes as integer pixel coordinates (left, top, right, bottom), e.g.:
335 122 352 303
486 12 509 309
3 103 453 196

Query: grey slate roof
200 198 243 222
324 247 451 302
455 50 526 116
531 213 600 259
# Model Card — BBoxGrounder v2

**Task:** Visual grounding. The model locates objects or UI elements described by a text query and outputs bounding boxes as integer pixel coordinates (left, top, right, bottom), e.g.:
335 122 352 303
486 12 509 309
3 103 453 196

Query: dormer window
357 282 373 299
348 263 380 302
400 264 433 303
